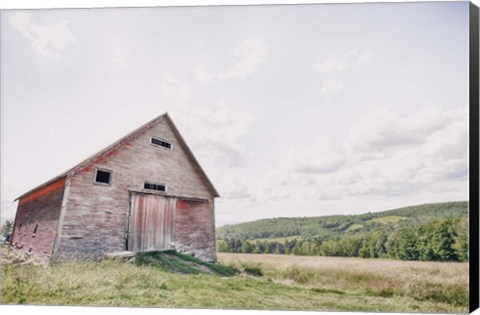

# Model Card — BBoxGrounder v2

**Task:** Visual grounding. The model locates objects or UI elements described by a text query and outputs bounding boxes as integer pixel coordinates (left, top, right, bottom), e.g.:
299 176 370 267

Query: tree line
217 218 468 262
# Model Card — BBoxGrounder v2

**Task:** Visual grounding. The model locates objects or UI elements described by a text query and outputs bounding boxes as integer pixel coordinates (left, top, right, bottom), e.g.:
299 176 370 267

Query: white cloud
174 102 255 168
221 37 268 79
314 48 373 74
320 78 343 101
160 74 191 110
9 12 76 59
314 47 373 101
357 52 373 65
215 174 252 200
280 137 344 174
313 54 349 73
194 64 215 84
341 106 468 196
112 47 127 67
245 105 468 208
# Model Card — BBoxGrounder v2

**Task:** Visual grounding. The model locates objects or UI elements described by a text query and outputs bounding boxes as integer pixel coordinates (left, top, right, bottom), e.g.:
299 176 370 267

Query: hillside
216 201 468 241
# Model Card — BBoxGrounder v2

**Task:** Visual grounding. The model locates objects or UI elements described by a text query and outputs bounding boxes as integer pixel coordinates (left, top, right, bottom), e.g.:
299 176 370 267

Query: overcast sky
0 2 470 226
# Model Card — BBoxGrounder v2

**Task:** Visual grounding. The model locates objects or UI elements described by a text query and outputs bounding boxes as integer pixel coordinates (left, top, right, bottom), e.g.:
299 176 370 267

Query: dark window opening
144 182 166 192
95 169 111 184
33 224 38 234
151 137 172 149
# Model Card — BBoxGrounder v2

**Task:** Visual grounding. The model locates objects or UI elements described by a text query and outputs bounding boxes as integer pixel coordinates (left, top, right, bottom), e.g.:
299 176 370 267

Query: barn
10 113 219 262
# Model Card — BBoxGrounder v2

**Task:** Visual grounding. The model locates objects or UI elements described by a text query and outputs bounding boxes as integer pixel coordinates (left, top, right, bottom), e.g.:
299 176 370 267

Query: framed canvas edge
470 1 480 313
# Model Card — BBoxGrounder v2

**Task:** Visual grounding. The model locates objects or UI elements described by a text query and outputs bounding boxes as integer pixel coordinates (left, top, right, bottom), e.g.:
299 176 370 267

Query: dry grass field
2 248 469 313
218 253 468 285
218 253 469 312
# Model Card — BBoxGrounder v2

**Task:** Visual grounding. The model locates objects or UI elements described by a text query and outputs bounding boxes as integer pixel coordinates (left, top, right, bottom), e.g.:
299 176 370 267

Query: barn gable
15 112 219 201
12 113 219 262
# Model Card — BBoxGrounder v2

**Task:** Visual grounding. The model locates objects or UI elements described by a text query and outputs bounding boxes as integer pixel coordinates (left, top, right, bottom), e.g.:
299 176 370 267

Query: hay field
2 249 469 313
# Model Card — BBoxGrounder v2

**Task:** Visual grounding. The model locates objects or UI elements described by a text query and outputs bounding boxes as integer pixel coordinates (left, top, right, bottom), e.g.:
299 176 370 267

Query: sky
0 2 470 227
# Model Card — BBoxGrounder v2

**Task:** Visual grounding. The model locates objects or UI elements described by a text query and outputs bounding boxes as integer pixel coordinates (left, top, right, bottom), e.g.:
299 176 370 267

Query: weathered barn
10 113 219 262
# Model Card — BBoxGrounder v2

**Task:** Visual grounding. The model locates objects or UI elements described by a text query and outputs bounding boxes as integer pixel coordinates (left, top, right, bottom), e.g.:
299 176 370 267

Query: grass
1 249 469 313
346 223 364 232
367 215 407 224
250 236 300 243
135 250 239 276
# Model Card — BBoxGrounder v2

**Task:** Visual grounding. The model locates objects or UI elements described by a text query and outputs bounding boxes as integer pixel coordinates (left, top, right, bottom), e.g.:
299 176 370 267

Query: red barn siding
54 116 216 260
175 199 216 261
11 178 66 258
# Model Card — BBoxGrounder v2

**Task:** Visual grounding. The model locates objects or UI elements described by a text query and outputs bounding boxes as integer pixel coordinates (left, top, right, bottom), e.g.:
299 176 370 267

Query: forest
216 202 469 261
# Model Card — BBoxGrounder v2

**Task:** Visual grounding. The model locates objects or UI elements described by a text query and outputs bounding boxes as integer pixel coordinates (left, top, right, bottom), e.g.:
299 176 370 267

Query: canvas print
1 1 478 314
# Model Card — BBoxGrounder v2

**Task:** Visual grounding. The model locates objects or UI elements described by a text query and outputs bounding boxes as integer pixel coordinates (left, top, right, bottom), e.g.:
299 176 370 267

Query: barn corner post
51 175 72 260
124 191 133 251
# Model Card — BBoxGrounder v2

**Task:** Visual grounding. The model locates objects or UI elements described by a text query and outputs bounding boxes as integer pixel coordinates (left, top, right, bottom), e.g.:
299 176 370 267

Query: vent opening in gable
144 182 166 192
150 137 172 149
95 169 111 184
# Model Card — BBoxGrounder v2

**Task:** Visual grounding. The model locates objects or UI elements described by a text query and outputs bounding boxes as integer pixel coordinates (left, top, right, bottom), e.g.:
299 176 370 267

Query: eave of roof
15 112 220 201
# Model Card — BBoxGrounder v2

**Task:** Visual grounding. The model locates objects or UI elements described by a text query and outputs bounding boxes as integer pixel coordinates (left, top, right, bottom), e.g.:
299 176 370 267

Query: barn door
128 193 176 252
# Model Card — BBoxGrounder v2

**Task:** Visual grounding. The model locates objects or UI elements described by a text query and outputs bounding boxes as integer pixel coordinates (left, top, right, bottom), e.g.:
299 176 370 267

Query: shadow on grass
135 250 240 277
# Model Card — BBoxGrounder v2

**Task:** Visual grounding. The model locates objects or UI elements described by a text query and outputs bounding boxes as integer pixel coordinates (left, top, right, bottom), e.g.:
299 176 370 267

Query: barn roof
15 112 220 201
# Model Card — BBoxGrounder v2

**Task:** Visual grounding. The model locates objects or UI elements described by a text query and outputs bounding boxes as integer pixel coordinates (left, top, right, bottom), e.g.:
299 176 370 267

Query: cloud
345 106 462 159
112 47 127 67
341 106 468 196
9 12 76 59
221 37 268 79
215 174 252 200
314 47 372 101
160 74 191 110
194 64 215 84
357 52 373 65
320 78 343 101
313 54 349 73
314 47 373 74
280 137 344 174
193 38 268 84
213 104 467 224
247 105 468 207
174 102 255 168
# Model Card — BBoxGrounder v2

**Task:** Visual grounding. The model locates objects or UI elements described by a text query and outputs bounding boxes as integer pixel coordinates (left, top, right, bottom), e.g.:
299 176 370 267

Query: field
1 248 468 313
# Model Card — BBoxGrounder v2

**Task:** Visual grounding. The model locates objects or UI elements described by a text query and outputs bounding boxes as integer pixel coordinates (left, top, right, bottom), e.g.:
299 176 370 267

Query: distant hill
216 201 468 241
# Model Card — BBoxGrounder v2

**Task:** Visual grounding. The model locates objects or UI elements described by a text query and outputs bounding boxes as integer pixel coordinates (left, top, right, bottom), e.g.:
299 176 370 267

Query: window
150 137 172 149
95 169 111 184
144 182 166 192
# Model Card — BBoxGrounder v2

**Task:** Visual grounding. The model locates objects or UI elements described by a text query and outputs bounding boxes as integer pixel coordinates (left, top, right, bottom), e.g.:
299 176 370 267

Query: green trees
215 202 469 262
1 220 13 241
386 219 467 262
216 240 229 253
241 241 253 253
217 218 468 262
358 231 387 258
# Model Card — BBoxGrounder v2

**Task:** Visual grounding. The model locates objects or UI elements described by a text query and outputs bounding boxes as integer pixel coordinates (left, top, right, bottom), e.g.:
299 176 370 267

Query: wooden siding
128 193 175 252
54 116 216 260
175 199 216 262
10 178 66 258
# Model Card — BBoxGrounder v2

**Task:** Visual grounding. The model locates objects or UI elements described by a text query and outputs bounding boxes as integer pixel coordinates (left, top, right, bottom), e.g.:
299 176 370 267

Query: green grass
346 224 364 232
2 255 468 313
250 236 300 243
135 250 239 276
367 216 407 224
